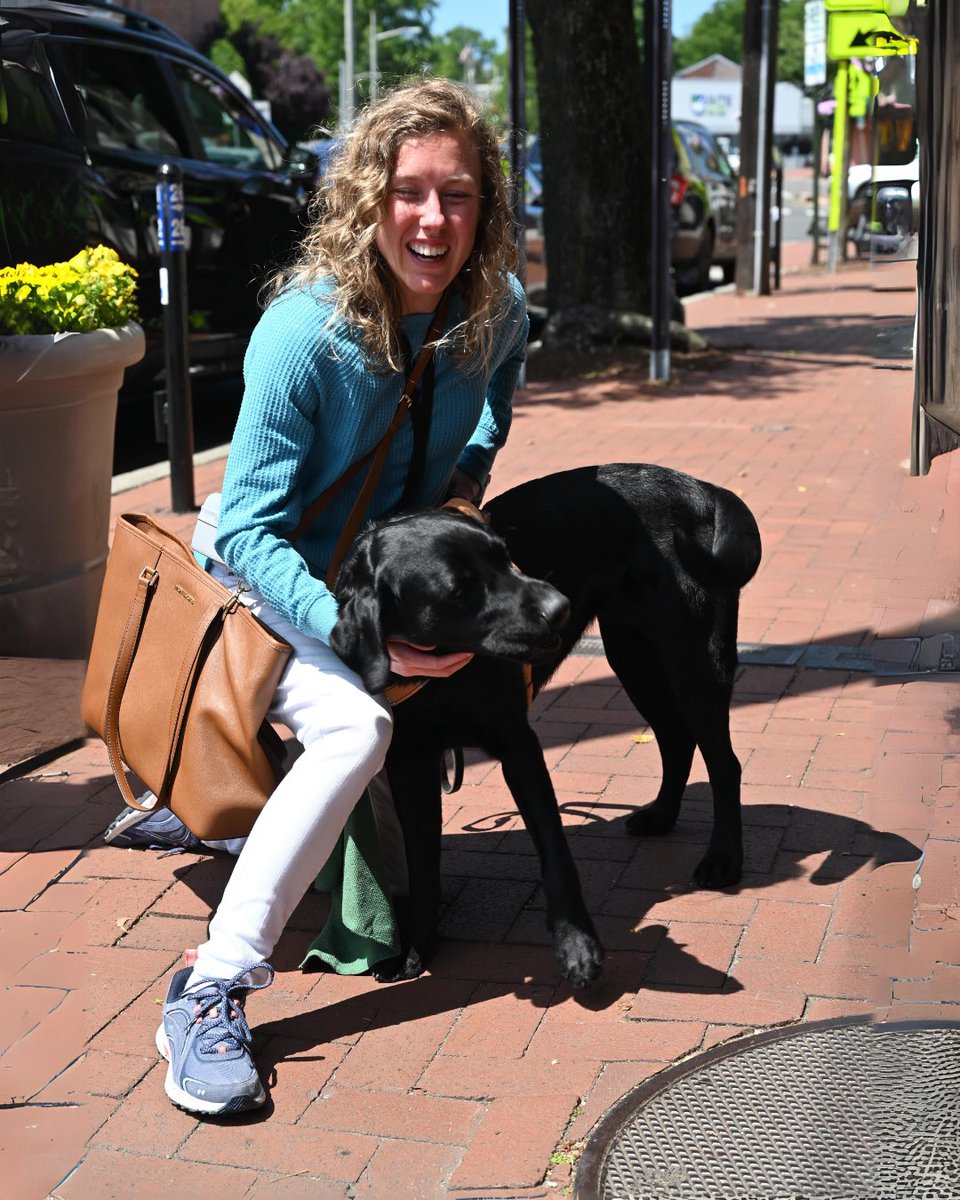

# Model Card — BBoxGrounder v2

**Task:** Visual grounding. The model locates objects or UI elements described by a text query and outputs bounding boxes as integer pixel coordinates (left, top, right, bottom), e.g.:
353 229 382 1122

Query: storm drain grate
575 1018 960 1200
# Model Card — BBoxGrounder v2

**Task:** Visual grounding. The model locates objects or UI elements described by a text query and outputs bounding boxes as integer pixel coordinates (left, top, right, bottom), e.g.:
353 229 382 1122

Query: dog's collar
441 496 487 523
384 679 429 706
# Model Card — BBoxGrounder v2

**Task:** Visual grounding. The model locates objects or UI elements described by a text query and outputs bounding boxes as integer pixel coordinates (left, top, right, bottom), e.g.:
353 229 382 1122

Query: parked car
671 120 738 293
0 0 318 402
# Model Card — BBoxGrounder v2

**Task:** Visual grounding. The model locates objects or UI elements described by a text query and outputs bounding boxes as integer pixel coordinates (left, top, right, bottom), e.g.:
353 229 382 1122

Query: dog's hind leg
600 608 744 889
494 727 604 987
661 602 743 889
598 617 696 837
678 597 744 888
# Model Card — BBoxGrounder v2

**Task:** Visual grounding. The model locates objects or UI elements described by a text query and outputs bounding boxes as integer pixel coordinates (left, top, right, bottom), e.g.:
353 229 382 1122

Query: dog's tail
676 485 762 592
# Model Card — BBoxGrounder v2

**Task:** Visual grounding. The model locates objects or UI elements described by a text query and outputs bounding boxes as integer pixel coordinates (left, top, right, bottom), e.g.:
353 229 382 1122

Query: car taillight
670 173 688 207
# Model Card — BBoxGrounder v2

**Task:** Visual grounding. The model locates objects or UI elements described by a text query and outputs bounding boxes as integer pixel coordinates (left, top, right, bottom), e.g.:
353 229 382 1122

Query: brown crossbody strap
285 293 451 587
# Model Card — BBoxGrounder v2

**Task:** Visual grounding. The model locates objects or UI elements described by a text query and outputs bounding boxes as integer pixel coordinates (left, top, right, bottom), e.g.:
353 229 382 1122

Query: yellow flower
1 245 139 335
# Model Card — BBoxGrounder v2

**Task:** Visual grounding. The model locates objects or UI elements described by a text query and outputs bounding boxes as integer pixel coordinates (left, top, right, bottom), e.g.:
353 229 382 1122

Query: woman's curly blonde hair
269 77 519 374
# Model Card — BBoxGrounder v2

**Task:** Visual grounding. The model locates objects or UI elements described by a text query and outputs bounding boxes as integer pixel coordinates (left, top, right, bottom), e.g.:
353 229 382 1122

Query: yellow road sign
827 10 916 58
824 0 910 12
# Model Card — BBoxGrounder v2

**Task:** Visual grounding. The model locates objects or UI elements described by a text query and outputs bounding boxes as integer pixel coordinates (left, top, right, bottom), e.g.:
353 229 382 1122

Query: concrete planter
0 322 145 658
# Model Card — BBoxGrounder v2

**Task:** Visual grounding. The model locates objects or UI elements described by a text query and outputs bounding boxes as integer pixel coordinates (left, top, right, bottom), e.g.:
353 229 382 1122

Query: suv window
2 59 60 142
66 43 185 156
173 64 283 172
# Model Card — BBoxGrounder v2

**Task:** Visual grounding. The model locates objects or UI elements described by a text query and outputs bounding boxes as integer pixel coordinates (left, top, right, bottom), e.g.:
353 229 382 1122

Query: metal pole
508 0 527 388
343 0 354 128
649 0 672 382
827 60 849 272
811 102 821 265
369 10 378 106
508 0 527 289
773 158 783 288
753 0 771 294
155 163 195 513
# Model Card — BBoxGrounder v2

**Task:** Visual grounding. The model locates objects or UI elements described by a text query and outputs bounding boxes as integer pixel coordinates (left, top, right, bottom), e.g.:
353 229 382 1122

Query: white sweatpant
190 564 393 983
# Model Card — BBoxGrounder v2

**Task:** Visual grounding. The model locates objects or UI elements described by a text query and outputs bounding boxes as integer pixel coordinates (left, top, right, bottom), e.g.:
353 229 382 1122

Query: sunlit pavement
3 250 957 1198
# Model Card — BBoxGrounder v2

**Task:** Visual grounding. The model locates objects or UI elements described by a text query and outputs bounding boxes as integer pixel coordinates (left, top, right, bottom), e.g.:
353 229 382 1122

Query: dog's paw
693 845 743 889
625 801 680 838
554 918 605 988
372 945 428 983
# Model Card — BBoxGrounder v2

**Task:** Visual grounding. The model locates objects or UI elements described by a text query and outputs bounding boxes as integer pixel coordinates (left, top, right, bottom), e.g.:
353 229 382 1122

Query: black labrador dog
330 463 762 987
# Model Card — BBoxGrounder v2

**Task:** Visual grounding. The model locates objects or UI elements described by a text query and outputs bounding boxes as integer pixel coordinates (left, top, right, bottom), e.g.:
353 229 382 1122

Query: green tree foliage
217 0 436 113
430 26 500 82
673 0 806 86
207 0 541 136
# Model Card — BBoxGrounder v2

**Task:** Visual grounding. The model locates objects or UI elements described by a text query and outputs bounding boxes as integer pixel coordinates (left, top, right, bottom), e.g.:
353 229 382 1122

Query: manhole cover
575 1018 960 1200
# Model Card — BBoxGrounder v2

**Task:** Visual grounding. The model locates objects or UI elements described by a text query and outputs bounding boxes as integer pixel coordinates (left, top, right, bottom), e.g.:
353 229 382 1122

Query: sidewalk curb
111 441 230 496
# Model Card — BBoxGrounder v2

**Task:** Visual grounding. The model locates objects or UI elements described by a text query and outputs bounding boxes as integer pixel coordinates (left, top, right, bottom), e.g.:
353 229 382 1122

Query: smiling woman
106 77 530 1120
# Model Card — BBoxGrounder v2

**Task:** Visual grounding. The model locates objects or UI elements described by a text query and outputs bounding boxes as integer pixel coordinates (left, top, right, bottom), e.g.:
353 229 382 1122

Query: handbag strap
286 292 450 587
102 563 162 809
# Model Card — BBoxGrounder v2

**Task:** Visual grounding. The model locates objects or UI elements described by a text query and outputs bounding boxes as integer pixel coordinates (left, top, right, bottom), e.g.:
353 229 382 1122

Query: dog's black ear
330 547 392 693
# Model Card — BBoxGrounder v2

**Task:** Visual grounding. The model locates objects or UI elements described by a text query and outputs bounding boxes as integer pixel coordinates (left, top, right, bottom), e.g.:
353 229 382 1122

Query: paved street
2 249 958 1198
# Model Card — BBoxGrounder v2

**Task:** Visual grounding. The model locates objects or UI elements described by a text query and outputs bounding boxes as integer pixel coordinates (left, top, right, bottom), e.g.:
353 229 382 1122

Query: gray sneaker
104 798 201 851
155 962 274 1115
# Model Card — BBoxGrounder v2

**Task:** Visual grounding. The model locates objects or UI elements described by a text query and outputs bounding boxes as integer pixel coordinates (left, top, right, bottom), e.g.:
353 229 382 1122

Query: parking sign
804 0 827 87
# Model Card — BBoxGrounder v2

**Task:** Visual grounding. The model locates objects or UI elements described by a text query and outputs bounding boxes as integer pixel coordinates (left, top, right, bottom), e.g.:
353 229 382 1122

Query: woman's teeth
409 244 448 259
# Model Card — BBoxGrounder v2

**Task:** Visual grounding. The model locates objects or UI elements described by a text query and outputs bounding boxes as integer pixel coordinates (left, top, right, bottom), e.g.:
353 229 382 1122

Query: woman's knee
299 691 393 763
357 696 394 765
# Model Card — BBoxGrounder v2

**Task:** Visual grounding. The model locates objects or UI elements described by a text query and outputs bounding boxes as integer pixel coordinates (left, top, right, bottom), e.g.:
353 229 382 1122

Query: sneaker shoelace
189 963 274 1056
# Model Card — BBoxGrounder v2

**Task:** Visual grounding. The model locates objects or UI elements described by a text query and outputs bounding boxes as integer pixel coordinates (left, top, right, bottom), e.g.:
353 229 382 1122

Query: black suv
0 1 317 400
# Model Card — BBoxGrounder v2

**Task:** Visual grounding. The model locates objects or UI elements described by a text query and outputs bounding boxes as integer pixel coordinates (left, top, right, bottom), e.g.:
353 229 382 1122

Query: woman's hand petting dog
387 639 474 678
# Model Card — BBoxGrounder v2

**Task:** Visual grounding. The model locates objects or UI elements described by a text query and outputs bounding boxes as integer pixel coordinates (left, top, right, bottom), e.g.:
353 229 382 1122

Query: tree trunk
910 0 960 473
526 0 651 337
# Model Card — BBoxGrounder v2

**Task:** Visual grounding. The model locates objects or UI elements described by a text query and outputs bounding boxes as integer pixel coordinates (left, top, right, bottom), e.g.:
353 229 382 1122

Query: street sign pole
155 163 195 513
826 60 849 272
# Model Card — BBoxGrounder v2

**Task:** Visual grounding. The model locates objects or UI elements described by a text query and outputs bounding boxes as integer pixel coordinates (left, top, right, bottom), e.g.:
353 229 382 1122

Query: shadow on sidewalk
179 785 922 1120
518 313 910 409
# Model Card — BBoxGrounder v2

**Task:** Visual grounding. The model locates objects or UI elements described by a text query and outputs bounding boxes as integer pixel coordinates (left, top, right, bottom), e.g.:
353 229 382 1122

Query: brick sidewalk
3 257 958 1199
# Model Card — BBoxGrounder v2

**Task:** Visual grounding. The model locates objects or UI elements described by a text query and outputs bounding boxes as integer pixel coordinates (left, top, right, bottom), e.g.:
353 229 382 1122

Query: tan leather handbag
81 513 292 839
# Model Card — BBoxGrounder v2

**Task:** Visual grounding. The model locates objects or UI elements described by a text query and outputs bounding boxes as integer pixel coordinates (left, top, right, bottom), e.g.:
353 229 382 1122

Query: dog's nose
537 585 570 631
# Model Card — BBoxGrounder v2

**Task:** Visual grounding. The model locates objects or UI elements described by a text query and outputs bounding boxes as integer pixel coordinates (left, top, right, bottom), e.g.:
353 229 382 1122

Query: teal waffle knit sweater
216 275 528 644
